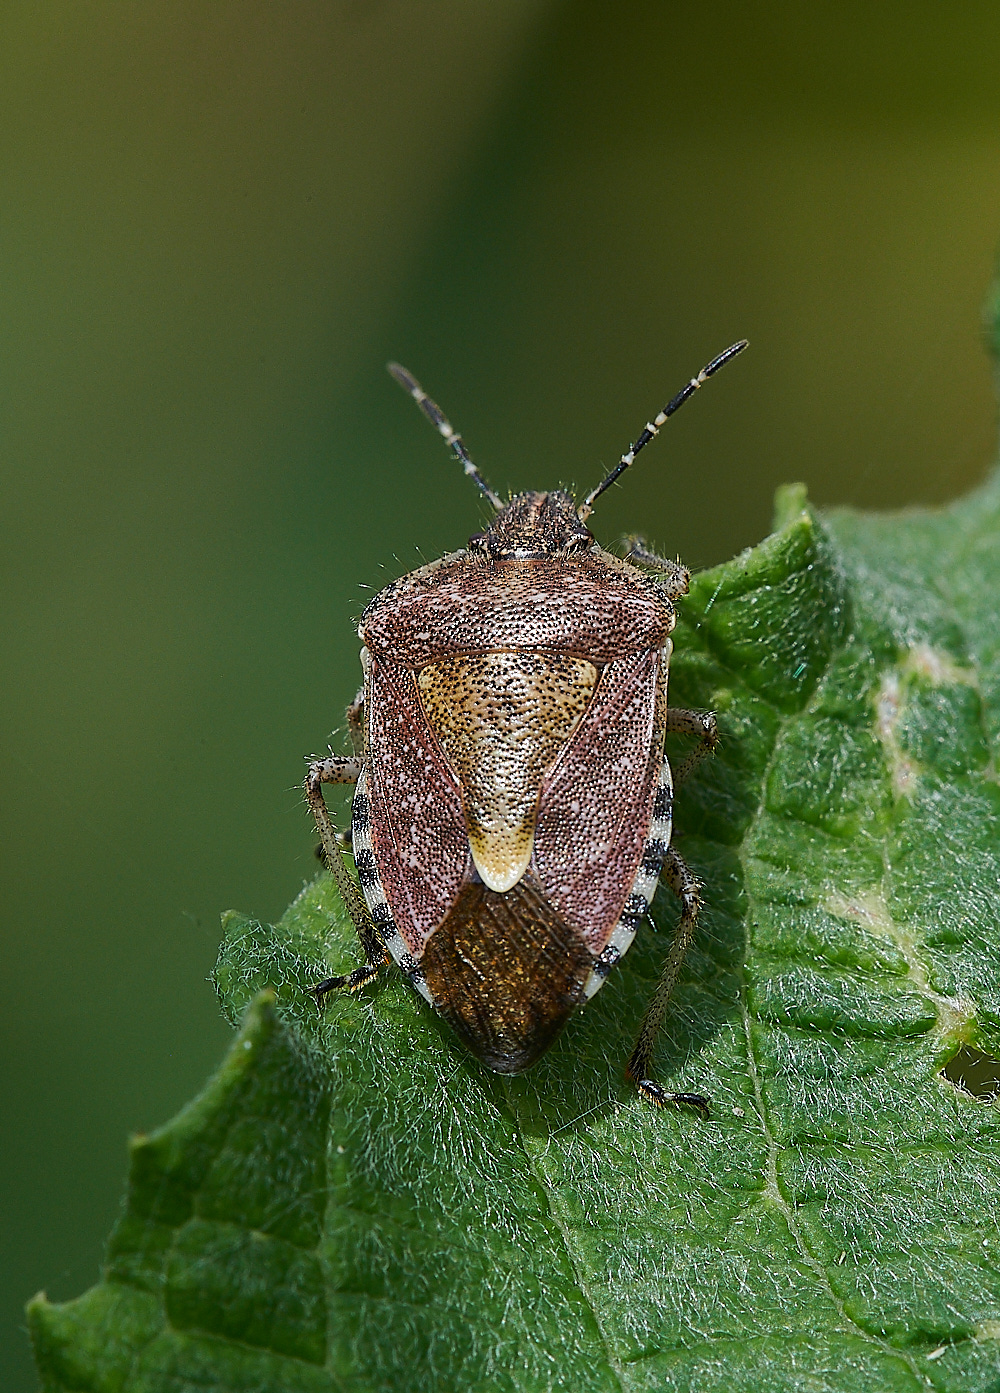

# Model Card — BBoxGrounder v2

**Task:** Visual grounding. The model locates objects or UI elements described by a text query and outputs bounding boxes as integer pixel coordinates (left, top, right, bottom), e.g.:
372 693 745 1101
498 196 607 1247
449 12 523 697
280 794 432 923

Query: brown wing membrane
532 648 666 955
421 874 594 1072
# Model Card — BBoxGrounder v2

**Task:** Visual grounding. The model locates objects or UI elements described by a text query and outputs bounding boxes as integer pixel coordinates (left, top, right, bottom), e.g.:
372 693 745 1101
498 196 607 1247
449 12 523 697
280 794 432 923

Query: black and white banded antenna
388 362 503 512
577 339 748 521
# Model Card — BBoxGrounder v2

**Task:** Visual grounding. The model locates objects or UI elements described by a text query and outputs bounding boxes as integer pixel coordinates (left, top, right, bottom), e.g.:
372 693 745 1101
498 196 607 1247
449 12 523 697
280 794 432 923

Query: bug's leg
626 847 709 1118
313 696 365 863
666 706 718 786
305 756 389 999
623 537 691 601
346 689 365 758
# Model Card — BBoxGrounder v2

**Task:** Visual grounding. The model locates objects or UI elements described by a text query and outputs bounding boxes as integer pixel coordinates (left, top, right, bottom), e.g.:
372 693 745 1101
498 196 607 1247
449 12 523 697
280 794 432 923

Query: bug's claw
634 1078 710 1119
309 974 348 1002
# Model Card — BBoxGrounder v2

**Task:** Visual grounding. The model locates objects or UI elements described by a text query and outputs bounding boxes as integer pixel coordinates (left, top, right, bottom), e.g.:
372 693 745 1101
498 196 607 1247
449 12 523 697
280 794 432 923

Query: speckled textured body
351 491 677 1071
307 350 742 1105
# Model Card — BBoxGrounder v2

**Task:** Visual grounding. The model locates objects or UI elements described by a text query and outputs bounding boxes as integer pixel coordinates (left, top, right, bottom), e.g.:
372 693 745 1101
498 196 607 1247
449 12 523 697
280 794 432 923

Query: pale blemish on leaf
824 886 974 1045
903 642 978 689
875 670 918 799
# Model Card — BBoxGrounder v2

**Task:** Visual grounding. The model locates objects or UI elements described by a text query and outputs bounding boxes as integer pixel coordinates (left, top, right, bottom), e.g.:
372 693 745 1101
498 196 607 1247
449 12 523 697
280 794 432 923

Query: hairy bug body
307 343 746 1111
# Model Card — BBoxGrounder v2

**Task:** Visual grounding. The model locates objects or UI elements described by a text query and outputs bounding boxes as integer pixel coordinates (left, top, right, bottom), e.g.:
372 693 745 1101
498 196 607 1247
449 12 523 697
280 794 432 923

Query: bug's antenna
578 340 748 521
388 362 503 512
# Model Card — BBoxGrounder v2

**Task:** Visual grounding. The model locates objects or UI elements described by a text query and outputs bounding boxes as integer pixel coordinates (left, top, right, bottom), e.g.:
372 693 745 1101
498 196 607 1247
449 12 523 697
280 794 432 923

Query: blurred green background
4 3 1000 1386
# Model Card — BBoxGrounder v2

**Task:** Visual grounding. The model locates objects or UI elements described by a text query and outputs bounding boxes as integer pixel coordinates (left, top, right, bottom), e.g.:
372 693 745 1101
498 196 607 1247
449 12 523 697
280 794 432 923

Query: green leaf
29 470 1000 1393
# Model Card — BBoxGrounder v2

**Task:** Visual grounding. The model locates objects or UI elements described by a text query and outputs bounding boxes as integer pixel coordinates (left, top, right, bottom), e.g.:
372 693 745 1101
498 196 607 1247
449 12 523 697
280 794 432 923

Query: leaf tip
228 987 279 1058
772 481 810 532
25 1289 50 1327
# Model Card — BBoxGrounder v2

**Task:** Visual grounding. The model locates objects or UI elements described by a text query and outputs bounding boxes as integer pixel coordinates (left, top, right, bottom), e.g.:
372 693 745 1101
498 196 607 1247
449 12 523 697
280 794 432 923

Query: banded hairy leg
305 751 389 995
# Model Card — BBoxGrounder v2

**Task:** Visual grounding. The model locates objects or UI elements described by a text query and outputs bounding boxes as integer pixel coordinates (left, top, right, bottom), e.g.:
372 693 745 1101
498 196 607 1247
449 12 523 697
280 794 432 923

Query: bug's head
468 490 595 561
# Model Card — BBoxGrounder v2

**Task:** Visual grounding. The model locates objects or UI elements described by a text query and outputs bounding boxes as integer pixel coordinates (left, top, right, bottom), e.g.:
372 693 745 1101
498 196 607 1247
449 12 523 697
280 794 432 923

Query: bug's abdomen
421 873 594 1072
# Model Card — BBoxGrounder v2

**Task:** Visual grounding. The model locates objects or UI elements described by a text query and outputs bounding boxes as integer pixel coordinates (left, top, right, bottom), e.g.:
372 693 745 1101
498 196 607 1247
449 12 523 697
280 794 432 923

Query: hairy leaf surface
30 471 1000 1392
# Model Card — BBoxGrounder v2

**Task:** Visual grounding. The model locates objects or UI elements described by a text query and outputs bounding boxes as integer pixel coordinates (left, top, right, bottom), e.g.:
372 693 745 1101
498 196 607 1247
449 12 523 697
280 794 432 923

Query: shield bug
306 340 747 1111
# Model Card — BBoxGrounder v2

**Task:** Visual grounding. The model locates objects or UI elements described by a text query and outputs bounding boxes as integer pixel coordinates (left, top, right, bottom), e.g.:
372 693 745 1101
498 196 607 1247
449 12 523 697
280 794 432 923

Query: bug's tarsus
388 362 503 512
634 1081 711 1119
579 338 748 519
308 931 389 1007
626 845 708 1113
310 963 380 1001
